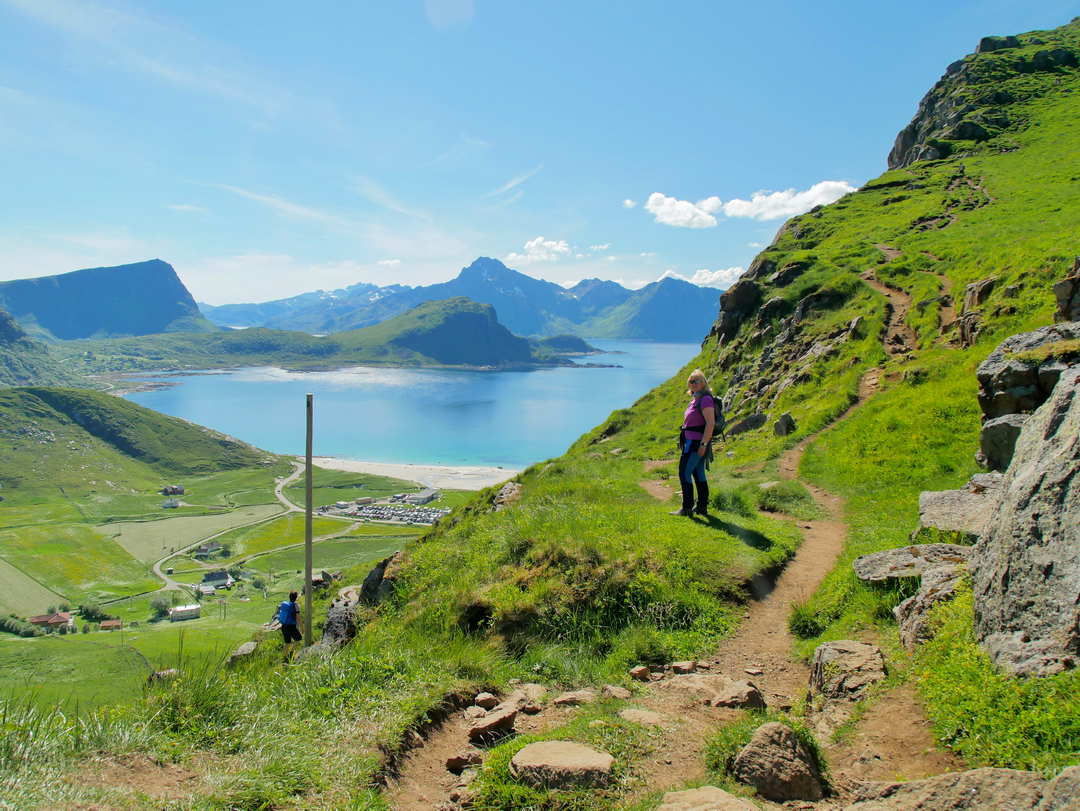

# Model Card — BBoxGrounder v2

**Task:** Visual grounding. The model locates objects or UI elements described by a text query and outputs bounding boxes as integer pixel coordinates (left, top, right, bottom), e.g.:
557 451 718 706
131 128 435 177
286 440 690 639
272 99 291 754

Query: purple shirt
682 394 715 440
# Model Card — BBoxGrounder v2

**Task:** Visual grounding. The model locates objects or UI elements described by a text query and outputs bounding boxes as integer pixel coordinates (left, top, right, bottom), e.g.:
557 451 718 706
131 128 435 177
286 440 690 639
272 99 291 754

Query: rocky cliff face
0 259 212 340
888 21 1080 169
972 363 1080 676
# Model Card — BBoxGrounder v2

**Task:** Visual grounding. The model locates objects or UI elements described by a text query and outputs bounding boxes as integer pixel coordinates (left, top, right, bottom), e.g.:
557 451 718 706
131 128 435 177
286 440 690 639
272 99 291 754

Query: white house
169 604 201 622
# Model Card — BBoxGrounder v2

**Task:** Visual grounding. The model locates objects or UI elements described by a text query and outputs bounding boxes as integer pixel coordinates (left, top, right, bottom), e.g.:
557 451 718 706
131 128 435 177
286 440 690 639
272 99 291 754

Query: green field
98 504 285 563
0 557 65 616
245 535 408 574
0 524 156 604
211 513 354 561
284 467 419 508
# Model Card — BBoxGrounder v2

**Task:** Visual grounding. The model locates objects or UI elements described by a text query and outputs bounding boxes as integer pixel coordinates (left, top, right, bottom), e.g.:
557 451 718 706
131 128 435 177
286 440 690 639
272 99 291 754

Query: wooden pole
304 393 314 646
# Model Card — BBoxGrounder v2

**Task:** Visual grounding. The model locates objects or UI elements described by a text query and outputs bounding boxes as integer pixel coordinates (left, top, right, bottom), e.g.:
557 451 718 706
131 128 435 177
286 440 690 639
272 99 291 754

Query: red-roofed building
100 619 123 631
27 611 74 629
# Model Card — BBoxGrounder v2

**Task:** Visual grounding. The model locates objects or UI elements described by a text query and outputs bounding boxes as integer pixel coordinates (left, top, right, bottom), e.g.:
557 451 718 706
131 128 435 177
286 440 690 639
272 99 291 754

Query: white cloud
721 180 856 220
657 267 744 289
486 164 543 197
351 176 430 221
622 199 637 209
644 192 719 228
168 203 206 213
575 253 585 259
644 181 858 228
589 243 610 252
376 258 401 267
747 241 765 248
605 255 617 262
639 251 656 257
505 236 570 265
212 184 350 227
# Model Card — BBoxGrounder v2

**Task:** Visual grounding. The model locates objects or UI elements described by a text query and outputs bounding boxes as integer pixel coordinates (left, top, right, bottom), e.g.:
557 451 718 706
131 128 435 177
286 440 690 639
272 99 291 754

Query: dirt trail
862 273 916 357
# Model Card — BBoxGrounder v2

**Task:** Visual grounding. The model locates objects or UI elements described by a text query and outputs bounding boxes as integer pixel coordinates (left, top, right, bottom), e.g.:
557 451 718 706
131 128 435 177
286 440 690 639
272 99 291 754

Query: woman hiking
671 368 716 517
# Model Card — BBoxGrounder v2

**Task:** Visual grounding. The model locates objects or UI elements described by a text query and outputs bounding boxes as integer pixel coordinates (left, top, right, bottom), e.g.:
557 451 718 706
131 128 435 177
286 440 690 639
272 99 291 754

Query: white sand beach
311 456 518 491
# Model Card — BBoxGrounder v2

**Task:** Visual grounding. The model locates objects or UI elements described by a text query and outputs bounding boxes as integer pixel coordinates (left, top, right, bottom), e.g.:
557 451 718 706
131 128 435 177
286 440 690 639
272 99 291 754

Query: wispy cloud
168 203 207 213
660 267 743 288
212 184 350 227
589 243 611 252
0 0 293 117
622 199 637 209
377 258 401 267
485 164 543 198
351 176 431 221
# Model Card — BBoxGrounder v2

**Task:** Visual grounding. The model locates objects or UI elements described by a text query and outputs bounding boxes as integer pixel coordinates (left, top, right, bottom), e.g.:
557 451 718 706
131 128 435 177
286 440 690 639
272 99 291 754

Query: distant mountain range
0 260 217 341
52 297 609 375
201 257 724 341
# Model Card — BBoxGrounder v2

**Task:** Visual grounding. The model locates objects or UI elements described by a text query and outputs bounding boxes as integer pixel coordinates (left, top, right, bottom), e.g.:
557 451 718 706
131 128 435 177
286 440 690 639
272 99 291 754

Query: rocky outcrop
962 276 997 312
710 279 762 343
848 765 1080 809
360 551 404 605
1054 257 1080 322
657 786 757 810
853 544 971 581
732 722 825 801
660 672 765 709
809 641 886 701
977 413 1028 470
492 481 522 511
918 475 1005 539
727 413 767 436
972 365 1080 676
774 412 797 436
228 641 258 665
975 322 1080 419
509 741 614 788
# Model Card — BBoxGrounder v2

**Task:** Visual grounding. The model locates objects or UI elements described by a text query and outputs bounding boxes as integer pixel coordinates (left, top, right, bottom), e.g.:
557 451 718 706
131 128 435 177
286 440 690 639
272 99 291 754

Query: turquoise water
124 340 698 468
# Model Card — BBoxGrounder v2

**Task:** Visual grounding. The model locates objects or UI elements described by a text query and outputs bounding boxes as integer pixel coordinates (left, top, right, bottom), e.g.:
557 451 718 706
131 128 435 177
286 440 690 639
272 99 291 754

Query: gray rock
662 673 765 709
976 322 1080 419
509 741 614 789
919 478 1004 539
710 279 763 343
848 766 1049 809
466 704 517 741
732 722 825 801
657 786 757 810
973 366 1080 676
809 640 886 700
774 412 797 436
228 641 257 665
1032 48 1079 70
492 481 522 511
769 261 809 287
962 277 997 312
360 550 404 605
1043 766 1080 810
853 544 972 581
977 35 1020 52
1054 258 1080 322
728 413 767 436
895 565 964 650
601 684 631 699
978 413 1029 471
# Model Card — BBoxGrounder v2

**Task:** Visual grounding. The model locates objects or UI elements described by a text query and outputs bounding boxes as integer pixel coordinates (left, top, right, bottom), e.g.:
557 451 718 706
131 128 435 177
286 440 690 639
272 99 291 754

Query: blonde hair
687 368 714 397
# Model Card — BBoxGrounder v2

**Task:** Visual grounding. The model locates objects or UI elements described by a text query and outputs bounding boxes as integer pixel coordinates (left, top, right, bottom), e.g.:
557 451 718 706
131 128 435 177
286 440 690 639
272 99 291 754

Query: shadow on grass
698 516 773 551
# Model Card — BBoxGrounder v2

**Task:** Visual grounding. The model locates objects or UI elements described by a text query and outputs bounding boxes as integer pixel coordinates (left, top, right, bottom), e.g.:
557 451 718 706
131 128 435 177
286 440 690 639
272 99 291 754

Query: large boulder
975 323 1080 419
661 672 765 710
710 280 763 343
853 544 971 581
360 551 404 605
774 412 797 436
1053 258 1080 322
732 722 825 801
509 741 614 789
918 475 1005 539
808 640 887 700
972 366 1080 676
847 766 1079 809
977 413 1029 471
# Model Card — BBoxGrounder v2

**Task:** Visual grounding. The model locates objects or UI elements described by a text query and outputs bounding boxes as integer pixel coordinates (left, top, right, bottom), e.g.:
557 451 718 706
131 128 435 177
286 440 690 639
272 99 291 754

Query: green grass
98 504 285 563
284 467 419 508
703 710 829 794
245 535 409 575
211 512 354 561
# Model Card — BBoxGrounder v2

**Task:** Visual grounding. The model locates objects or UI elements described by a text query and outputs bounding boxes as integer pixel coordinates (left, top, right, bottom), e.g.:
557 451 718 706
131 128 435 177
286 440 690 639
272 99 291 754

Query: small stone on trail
808 640 886 700
466 705 517 742
618 708 665 726
474 692 498 709
745 667 763 676
509 740 614 789
602 684 632 699
446 749 483 773
657 786 758 811
520 682 547 701
671 660 697 674
553 689 596 706
521 702 542 714
629 665 650 681
463 706 486 719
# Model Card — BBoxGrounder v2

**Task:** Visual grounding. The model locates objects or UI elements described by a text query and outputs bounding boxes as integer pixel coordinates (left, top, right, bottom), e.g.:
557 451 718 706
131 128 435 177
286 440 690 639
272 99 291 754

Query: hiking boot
671 479 694 516
669 508 694 517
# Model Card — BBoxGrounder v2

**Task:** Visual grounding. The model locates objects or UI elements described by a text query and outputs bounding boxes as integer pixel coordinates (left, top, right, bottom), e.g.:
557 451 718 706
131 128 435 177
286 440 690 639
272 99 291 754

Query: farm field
245 535 408 574
284 467 417 507
0 557 65 616
98 504 284 563
0 524 156 604
211 512 353 561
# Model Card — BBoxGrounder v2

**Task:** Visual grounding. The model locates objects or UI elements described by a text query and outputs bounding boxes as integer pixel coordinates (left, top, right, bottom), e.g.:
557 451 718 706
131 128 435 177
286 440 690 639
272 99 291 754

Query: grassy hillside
2 19 1079 809
50 297 574 375
0 308 83 387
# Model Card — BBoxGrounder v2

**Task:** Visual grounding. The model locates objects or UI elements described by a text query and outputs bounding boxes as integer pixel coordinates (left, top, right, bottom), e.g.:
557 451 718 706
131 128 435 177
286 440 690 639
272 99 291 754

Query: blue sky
0 0 1074 303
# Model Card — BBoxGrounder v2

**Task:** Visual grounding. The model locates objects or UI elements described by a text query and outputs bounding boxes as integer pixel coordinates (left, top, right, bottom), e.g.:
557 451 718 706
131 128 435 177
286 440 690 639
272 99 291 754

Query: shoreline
310 456 519 491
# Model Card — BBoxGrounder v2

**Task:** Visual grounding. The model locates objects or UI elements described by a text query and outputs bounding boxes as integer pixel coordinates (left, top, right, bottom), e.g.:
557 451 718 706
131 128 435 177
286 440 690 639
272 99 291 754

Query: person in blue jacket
277 590 302 643
672 368 716 517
